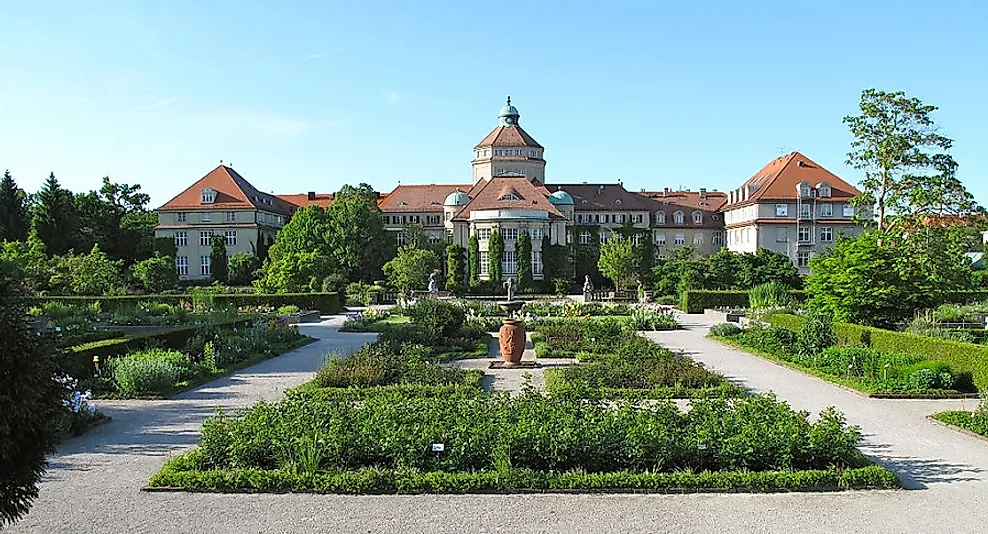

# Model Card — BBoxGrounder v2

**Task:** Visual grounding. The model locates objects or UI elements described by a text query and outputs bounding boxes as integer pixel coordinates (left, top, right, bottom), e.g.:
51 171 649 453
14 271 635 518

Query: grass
710 336 973 398
931 411 988 439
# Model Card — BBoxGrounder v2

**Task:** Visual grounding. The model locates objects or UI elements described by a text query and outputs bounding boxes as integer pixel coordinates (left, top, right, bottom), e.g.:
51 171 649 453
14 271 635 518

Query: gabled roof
727 151 860 206
378 184 471 213
554 183 655 212
157 165 295 215
474 125 543 149
641 190 728 212
277 193 334 209
453 176 564 221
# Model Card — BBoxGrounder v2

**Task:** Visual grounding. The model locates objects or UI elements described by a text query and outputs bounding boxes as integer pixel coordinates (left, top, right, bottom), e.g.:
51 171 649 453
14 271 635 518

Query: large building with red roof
156 98 865 279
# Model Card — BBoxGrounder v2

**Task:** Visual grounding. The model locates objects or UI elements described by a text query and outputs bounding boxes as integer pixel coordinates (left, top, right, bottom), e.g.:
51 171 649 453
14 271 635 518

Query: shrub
312 343 480 389
112 349 187 396
748 282 792 310
408 300 466 338
679 290 806 314
131 255 179 293
709 323 742 337
278 305 300 314
797 307 836 357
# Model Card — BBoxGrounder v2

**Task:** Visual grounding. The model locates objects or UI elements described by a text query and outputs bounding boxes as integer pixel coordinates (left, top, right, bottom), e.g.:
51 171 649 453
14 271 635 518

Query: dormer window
656 211 665 224
499 193 520 201
615 199 622 205
201 188 216 204
673 211 684 225
692 211 703 224
817 182 832 198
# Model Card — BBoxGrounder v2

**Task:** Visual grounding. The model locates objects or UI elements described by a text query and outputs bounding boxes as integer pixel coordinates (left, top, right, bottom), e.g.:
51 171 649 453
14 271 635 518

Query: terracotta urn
498 319 526 365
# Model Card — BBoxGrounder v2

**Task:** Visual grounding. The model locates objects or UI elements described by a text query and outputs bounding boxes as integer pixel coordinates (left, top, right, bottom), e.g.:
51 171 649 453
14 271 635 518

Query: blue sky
1 0 986 207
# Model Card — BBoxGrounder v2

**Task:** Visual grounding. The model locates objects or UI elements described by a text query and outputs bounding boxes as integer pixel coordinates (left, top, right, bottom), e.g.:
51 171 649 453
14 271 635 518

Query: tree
516 231 533 292
0 274 62 526
488 230 503 282
334 183 379 206
210 235 228 283
228 253 261 286
445 244 465 292
597 237 638 290
844 89 973 231
131 255 178 293
383 246 440 292
255 251 334 293
0 170 29 243
0 234 50 291
56 244 125 296
468 235 480 286
32 172 77 255
324 195 392 282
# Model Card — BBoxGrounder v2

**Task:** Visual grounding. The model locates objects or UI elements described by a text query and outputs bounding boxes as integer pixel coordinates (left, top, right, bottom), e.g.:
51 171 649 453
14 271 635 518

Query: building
721 152 864 272
156 98 866 280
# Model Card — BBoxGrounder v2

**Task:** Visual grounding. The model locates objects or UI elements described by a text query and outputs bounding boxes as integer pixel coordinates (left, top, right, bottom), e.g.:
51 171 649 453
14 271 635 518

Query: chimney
307 191 316 201
699 188 707 199
663 187 670 196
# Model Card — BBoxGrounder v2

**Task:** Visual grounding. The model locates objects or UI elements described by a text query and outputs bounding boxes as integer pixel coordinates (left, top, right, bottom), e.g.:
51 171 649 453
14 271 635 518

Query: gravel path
452 332 573 393
10 314 988 534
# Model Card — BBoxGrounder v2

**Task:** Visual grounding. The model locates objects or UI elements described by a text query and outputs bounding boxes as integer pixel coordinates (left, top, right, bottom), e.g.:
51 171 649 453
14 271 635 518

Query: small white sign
431 443 445 452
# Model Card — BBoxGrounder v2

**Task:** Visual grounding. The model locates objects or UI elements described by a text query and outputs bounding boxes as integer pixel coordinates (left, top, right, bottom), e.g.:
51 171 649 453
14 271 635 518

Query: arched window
655 211 665 224
692 211 703 224
673 211 684 225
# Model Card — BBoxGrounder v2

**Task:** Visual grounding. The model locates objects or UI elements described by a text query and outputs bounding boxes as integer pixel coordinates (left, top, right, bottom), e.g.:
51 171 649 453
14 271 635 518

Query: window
480 251 489 276
674 232 686 246
502 250 517 274
673 211 684 225
776 204 788 217
531 228 543 241
427 215 440 225
692 211 703 224
776 227 788 243
820 204 833 217
175 256 188 276
819 184 832 198
843 204 854 217
502 228 519 240
200 256 211 276
177 212 187 223
579 231 591 245
820 227 833 242
632 233 642 245
174 231 188 247
615 214 624 224
199 231 212 246
602 214 610 224
445 212 453 221
381 215 389 225
477 228 491 240
798 226 811 243
655 233 666 246
499 193 520 201
656 211 665 225
599 231 610 243
201 212 211 222
201 188 216 204
532 251 543 275
634 214 643 224
799 204 811 218
224 231 237 246
428 231 443 243
712 232 723 245
693 233 704 245
225 212 236 222
396 232 407 247
797 251 810 268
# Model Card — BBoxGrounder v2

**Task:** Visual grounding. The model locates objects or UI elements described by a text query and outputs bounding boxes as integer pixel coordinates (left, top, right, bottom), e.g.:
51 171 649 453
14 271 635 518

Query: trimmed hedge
66 319 252 379
680 290 988 314
680 290 806 314
767 313 988 390
24 292 342 314
288 383 484 402
148 451 899 493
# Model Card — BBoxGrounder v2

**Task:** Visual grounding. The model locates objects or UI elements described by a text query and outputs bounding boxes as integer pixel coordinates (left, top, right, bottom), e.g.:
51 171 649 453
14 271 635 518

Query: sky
1 0 986 208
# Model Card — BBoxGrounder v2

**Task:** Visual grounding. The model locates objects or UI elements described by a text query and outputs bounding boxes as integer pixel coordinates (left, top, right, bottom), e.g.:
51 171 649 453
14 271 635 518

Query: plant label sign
431 443 445 452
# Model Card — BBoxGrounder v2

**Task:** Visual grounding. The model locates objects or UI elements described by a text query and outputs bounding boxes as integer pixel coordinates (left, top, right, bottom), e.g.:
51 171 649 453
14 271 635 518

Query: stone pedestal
498 319 526 366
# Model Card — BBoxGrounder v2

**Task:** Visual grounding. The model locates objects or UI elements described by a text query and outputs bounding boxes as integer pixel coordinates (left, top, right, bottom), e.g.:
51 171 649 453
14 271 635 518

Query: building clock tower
471 97 546 185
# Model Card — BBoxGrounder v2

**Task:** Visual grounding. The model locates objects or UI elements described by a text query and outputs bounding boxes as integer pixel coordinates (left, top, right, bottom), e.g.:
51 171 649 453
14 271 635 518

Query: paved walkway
11 314 988 534
452 332 573 393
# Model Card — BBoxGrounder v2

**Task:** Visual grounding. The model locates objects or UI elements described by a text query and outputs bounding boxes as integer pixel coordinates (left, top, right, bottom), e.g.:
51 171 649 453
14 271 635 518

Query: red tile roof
377 184 471 213
727 151 860 206
276 193 334 209
474 125 543 149
454 177 564 221
157 165 295 216
555 183 655 212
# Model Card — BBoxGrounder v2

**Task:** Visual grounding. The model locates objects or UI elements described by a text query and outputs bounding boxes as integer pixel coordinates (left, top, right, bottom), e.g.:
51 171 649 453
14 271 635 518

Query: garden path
12 315 988 534
451 332 573 394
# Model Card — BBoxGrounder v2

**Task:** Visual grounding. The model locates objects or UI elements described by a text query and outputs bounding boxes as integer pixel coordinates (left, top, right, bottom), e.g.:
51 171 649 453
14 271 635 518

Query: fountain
496 277 527 367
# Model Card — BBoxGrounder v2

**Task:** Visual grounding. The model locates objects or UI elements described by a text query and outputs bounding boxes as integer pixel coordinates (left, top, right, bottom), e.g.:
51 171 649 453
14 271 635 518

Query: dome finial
506 95 511 106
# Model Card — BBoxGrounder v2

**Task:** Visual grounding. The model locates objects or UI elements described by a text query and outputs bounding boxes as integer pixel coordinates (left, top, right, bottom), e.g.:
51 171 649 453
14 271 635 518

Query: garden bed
929 412 988 442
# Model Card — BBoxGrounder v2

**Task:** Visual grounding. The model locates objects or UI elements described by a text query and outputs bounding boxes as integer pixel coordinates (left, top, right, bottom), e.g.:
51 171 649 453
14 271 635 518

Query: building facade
156 98 866 280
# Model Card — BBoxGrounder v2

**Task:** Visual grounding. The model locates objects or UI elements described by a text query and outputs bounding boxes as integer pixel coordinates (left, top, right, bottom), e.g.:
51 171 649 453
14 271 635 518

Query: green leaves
597 236 638 290
383 245 441 292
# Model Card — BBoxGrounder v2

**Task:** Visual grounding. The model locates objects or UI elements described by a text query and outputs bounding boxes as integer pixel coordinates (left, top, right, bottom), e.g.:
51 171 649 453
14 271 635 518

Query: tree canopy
597 237 639 290
383 245 440 292
0 170 29 243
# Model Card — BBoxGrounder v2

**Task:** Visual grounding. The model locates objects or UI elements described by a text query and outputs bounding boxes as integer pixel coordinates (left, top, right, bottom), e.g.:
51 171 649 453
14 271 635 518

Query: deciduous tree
383 245 440 292
597 236 638 290
131 254 178 293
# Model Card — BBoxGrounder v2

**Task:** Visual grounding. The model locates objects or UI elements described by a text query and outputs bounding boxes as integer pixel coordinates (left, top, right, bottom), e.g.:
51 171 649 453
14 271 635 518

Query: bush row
767 313 988 390
24 292 341 314
681 290 988 314
149 452 899 493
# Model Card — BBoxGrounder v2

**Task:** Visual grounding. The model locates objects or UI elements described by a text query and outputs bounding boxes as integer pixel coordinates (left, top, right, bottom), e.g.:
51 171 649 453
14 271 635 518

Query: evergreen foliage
131 254 179 293
210 235 228 283
445 244 466 292
516 231 533 291
467 235 480 286
32 172 77 255
0 170 29 242
488 230 503 282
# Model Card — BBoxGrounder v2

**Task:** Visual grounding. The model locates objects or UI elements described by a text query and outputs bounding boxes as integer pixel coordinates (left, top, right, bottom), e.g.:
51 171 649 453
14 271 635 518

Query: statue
427 271 439 295
583 275 594 294
503 276 516 302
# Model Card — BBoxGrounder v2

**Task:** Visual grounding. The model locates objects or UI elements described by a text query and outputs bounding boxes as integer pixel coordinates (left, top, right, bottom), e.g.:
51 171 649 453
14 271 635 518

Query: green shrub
312 343 480 389
112 350 187 396
797 307 836 357
679 290 806 314
709 323 742 337
408 300 466 339
277 305 300 314
748 282 792 310
24 292 341 314
908 368 952 390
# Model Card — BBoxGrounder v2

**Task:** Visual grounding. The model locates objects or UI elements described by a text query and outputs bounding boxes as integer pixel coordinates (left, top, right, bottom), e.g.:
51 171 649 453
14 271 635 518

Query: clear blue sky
1 0 986 208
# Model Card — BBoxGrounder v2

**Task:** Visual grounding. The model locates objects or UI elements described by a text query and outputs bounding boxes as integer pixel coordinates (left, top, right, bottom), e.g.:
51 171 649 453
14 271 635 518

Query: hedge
766 313 988 390
23 292 341 314
65 319 252 379
680 290 988 314
288 383 485 402
680 290 807 314
148 451 899 493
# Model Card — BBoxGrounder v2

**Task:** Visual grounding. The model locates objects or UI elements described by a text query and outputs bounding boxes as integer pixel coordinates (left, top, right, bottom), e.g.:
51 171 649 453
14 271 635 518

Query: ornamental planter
498 319 526 365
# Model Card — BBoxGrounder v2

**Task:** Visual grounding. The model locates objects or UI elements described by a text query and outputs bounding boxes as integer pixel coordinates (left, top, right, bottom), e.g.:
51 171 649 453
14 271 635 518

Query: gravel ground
9 314 988 534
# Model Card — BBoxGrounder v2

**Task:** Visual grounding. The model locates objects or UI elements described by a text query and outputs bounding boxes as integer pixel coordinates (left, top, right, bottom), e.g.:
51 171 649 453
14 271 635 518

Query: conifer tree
32 172 77 254
0 170 29 242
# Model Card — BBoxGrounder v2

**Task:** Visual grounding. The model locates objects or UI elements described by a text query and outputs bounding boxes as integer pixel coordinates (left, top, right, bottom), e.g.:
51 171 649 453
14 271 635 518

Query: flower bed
931 410 988 439
149 392 898 493
531 318 630 358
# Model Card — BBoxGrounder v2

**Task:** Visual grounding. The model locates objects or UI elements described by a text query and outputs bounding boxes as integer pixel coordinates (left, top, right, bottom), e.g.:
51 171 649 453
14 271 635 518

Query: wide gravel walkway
10 314 988 534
